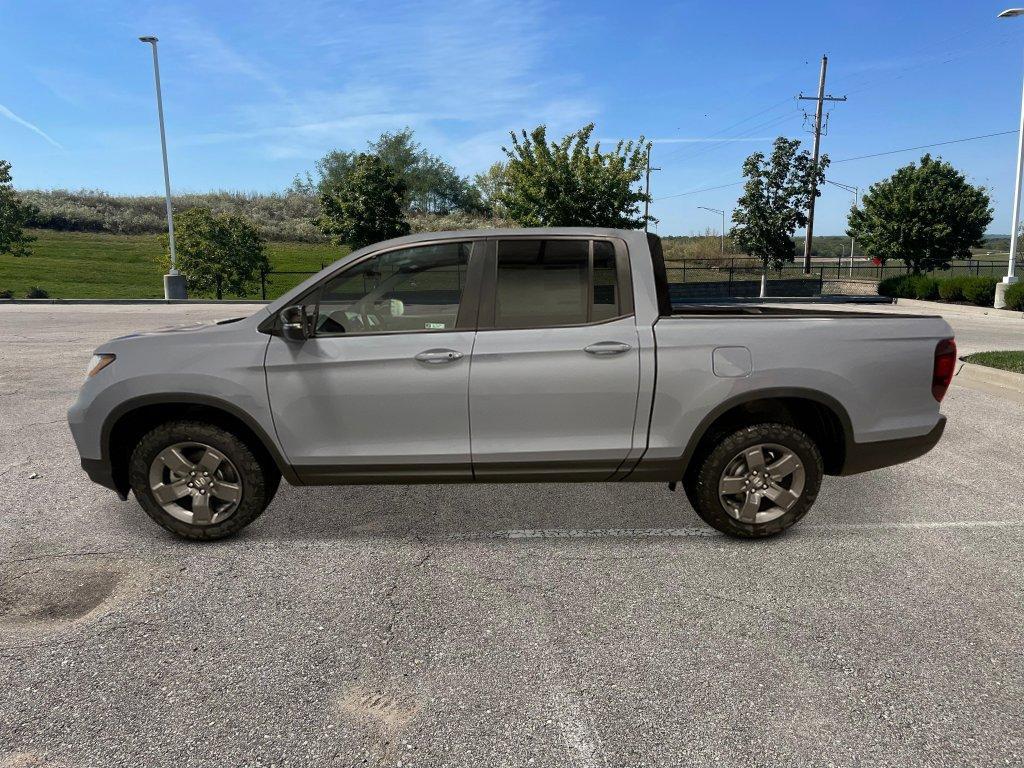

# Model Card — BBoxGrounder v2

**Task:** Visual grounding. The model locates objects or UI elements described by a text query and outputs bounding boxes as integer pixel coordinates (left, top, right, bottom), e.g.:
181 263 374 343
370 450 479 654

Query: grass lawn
963 351 1024 374
0 230 345 300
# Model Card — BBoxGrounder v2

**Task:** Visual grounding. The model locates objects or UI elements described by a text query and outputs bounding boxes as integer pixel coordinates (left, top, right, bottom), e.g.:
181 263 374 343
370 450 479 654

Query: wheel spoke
764 483 800 511
191 492 213 524
743 446 766 473
212 481 241 504
719 475 748 495
767 452 801 482
737 492 761 522
152 479 190 505
158 447 194 476
196 448 224 475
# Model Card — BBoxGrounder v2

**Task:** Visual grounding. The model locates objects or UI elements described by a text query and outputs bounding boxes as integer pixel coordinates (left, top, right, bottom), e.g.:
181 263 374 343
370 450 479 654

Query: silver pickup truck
69 228 956 540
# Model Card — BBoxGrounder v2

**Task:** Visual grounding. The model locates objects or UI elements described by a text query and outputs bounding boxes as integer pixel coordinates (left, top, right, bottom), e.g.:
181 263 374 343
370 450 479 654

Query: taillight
932 338 957 402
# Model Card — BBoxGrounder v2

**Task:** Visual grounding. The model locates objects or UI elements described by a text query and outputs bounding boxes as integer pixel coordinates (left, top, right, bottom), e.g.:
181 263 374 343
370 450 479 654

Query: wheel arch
102 394 297 497
676 388 852 481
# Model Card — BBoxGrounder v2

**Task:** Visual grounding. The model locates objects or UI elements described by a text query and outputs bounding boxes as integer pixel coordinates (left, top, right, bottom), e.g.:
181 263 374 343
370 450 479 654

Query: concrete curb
956 360 1024 392
0 298 268 305
896 297 1024 319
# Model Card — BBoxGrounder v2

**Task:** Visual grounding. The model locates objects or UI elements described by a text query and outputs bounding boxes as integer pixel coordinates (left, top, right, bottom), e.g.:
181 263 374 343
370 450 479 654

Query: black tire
684 422 823 539
128 420 279 541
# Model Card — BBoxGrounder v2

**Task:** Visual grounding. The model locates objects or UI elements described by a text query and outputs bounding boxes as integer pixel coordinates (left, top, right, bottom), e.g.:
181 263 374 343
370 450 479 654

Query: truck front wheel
128 420 279 541
685 423 823 538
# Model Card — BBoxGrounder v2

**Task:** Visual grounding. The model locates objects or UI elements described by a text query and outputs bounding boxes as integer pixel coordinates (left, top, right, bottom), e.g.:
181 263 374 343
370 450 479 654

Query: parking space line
437 519 1024 541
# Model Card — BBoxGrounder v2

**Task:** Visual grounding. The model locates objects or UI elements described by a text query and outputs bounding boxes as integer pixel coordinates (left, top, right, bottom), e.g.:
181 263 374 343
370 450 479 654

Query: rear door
468 237 641 480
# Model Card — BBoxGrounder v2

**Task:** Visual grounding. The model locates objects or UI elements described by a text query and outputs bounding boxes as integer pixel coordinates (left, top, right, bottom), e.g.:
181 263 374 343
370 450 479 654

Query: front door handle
415 348 464 364
584 341 632 355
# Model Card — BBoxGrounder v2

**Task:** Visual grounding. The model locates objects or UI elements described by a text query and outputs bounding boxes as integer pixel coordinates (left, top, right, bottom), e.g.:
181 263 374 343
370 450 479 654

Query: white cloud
0 103 63 149
162 0 598 170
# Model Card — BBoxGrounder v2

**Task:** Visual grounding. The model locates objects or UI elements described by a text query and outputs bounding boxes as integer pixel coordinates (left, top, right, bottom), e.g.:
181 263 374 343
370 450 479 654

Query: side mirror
280 305 313 342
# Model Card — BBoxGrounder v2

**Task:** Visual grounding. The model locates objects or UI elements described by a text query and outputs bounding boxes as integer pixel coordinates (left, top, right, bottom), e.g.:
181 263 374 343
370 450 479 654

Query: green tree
730 137 827 270
0 160 37 257
847 154 992 273
161 208 269 298
317 153 410 249
498 124 650 228
473 161 508 217
303 128 481 215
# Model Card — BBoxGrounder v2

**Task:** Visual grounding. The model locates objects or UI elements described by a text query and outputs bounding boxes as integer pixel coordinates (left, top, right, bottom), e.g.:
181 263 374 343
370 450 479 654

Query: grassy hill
0 230 343 300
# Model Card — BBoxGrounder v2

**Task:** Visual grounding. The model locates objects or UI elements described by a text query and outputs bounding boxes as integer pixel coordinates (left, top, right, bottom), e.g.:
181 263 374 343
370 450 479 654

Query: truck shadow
241 481 707 542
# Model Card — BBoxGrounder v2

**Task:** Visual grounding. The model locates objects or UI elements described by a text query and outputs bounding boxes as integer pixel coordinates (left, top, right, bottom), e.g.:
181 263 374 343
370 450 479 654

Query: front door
265 240 481 482
469 237 641 480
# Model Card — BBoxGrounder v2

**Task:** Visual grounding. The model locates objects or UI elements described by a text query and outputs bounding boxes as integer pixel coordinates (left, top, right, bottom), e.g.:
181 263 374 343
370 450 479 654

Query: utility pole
798 55 847 273
644 148 660 232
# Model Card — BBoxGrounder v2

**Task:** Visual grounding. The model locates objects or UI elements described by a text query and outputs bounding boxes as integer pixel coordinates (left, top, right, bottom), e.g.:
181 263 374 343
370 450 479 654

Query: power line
656 97 797 166
651 131 1019 204
657 109 803 170
654 181 743 201
833 130 1018 163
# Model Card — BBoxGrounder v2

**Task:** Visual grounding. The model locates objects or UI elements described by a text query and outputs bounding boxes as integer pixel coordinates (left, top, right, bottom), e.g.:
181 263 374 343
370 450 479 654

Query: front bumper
838 416 946 475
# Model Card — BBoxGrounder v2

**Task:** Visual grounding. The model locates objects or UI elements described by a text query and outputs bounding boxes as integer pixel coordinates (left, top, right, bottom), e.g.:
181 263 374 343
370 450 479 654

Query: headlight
86 353 116 378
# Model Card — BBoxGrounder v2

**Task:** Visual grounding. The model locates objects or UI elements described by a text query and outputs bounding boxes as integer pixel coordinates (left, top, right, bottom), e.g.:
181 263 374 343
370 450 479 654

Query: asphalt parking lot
1 303 1022 768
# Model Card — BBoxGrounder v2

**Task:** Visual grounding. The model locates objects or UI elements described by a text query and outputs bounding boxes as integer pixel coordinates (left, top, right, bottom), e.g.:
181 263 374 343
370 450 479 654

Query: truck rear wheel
685 423 823 538
128 420 279 541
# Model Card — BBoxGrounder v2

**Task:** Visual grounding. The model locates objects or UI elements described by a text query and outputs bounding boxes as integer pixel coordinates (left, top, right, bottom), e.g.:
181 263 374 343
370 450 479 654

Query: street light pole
997 9 1024 308
697 206 727 255
139 35 186 300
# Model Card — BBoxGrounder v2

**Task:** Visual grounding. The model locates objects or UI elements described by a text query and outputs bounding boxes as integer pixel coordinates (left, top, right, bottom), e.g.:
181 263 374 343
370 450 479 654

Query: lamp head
998 8 1024 18
138 35 158 43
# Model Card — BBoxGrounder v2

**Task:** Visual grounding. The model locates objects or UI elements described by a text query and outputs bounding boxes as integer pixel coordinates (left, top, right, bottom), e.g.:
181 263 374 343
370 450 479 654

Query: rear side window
494 239 623 329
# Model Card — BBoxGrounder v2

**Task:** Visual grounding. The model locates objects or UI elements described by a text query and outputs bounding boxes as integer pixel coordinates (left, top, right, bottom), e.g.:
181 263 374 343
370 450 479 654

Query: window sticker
425 322 446 329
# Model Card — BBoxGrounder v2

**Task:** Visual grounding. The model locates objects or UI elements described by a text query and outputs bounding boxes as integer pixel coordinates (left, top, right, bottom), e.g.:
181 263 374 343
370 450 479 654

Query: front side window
493 239 623 329
315 242 470 335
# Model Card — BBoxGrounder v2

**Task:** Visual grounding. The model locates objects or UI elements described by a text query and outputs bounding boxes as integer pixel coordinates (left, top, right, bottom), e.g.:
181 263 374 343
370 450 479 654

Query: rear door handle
415 348 464 364
584 341 632 355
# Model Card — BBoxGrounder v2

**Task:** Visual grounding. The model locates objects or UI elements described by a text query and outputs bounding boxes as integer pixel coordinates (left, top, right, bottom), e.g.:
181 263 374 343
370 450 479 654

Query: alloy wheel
717 442 806 525
147 441 243 525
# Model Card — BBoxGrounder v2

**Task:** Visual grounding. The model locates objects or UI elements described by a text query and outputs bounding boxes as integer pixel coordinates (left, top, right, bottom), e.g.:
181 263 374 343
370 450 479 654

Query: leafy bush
0 289 12 298
961 276 997 306
25 286 48 298
878 274 913 298
937 275 969 302
911 275 940 300
877 273 938 299
1004 281 1024 311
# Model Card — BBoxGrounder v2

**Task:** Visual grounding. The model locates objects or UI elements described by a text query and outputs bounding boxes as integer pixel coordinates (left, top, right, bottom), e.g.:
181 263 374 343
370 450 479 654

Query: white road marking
439 519 1024 540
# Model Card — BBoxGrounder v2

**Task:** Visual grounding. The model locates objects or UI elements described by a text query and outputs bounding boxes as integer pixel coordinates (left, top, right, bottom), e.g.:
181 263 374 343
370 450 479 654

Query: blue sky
2 0 1024 235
